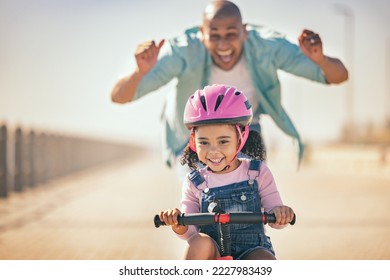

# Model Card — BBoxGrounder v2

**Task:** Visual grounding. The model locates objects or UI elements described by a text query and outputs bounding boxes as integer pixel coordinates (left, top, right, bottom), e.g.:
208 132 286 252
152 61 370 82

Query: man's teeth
217 50 233 56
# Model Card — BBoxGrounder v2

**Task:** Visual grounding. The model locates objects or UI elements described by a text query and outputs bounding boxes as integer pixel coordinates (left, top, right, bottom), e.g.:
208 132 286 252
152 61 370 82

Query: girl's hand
159 208 188 235
269 206 295 227
134 39 165 75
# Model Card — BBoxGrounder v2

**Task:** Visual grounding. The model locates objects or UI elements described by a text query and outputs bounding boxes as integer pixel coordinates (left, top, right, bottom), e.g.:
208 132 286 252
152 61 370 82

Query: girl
159 84 295 260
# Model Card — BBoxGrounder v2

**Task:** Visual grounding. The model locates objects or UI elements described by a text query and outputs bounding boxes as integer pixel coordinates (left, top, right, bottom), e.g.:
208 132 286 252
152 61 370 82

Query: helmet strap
235 124 249 155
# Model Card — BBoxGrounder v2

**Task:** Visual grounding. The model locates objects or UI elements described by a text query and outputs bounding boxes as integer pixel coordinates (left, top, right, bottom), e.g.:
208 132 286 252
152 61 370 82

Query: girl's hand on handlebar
159 208 188 235
268 206 295 228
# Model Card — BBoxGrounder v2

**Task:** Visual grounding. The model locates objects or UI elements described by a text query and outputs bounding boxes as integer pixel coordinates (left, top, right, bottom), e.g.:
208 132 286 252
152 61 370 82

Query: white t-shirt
209 55 259 123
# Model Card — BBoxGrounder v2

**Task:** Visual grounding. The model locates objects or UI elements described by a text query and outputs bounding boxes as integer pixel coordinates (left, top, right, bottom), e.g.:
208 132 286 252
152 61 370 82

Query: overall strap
188 169 205 188
249 159 261 171
248 159 261 182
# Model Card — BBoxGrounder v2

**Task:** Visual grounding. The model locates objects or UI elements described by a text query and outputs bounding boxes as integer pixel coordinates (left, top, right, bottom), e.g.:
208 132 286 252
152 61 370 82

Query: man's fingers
135 40 162 58
300 30 321 46
157 39 165 50
305 34 321 45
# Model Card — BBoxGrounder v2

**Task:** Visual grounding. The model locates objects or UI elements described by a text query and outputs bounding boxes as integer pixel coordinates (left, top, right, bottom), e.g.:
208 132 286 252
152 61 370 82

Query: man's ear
242 23 248 39
199 26 205 43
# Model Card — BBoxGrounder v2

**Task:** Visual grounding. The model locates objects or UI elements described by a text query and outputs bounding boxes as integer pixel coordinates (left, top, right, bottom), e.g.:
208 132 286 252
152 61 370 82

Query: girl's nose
208 146 220 154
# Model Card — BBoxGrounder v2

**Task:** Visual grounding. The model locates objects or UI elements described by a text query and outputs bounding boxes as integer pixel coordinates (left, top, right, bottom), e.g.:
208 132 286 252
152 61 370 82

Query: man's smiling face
201 15 247 71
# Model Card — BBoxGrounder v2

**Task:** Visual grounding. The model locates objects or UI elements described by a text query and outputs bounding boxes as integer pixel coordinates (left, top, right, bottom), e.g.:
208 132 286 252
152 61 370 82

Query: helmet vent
200 95 207 111
235 91 241 96
214 95 225 111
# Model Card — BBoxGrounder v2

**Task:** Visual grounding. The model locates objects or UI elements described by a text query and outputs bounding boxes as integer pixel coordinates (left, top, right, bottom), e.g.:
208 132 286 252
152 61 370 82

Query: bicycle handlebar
154 212 296 228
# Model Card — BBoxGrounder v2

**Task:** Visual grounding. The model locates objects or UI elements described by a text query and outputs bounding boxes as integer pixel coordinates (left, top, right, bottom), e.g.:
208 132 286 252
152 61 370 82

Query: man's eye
226 33 238 40
209 35 220 41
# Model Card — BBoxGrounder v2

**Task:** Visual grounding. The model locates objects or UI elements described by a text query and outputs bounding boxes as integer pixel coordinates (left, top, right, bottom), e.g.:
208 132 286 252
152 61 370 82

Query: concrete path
0 145 389 260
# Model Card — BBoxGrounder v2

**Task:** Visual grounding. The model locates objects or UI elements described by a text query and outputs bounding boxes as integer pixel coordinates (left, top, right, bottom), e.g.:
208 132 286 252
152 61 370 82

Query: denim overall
188 160 275 259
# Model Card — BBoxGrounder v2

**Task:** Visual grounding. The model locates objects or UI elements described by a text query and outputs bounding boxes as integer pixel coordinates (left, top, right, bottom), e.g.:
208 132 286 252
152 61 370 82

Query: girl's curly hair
180 128 266 170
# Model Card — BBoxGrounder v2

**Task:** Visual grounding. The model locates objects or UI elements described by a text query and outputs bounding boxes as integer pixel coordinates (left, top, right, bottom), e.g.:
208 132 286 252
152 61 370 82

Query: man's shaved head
203 1 242 24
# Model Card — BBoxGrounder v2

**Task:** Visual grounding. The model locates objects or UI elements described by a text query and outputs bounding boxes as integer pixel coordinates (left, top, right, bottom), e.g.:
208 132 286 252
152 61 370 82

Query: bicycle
154 207 296 260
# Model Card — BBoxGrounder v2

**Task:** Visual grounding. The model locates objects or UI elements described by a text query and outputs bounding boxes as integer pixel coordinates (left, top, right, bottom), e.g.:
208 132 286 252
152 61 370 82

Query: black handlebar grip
264 212 296 225
263 212 275 224
290 214 296 225
154 215 166 228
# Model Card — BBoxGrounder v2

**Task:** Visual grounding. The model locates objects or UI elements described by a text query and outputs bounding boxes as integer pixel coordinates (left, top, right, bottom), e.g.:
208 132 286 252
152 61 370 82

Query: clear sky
1 0 389 149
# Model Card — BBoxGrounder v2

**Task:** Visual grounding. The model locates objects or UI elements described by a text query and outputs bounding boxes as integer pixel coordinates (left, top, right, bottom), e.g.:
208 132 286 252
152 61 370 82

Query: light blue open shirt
134 25 327 167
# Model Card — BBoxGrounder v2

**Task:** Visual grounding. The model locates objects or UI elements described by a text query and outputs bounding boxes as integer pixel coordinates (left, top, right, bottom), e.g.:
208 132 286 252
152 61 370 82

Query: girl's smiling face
194 124 240 173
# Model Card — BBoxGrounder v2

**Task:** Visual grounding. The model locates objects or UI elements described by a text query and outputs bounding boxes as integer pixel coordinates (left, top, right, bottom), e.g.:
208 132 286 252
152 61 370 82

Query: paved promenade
0 145 389 260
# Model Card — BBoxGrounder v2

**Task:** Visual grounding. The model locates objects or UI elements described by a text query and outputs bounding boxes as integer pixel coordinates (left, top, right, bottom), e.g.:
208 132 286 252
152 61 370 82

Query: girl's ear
236 125 244 147
189 132 197 152
236 131 241 149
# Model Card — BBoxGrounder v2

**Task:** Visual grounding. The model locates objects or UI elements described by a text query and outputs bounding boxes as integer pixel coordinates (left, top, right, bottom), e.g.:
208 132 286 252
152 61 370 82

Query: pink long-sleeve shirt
178 159 284 240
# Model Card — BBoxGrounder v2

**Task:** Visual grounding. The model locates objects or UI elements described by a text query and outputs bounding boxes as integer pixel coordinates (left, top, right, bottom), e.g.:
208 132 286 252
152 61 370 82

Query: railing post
22 129 32 187
30 130 37 187
14 127 23 192
0 124 8 198
39 132 47 184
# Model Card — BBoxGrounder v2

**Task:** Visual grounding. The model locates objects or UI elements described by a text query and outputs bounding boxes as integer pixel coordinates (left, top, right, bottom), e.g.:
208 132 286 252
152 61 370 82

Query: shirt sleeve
273 38 327 84
175 177 200 240
257 163 284 212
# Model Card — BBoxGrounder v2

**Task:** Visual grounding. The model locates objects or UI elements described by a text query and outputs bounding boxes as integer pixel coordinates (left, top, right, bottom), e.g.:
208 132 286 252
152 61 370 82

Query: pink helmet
183 84 253 128
184 84 253 155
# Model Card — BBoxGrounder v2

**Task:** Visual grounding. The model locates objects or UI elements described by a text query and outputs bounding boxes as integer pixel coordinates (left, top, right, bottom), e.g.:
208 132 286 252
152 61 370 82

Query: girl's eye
198 141 208 145
220 140 229 145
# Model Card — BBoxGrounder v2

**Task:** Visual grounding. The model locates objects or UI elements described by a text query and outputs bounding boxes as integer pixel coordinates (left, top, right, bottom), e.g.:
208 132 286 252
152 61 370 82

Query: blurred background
0 0 389 260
